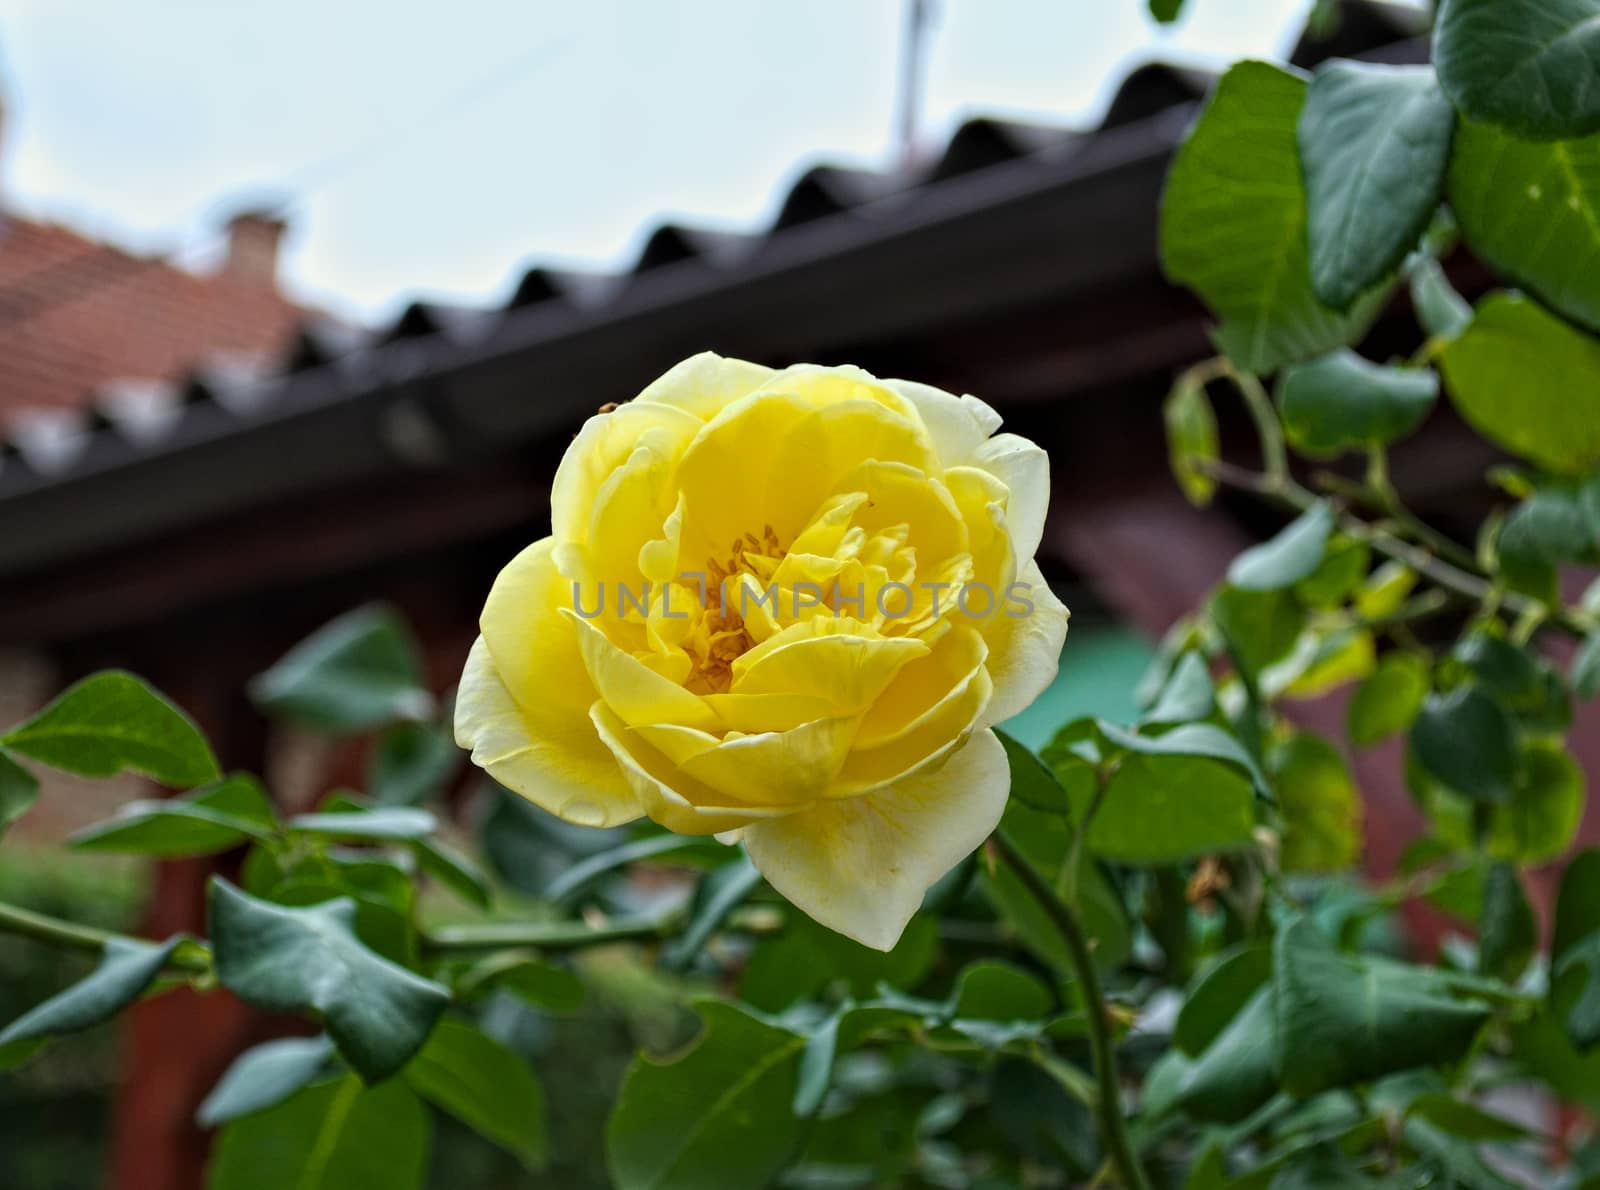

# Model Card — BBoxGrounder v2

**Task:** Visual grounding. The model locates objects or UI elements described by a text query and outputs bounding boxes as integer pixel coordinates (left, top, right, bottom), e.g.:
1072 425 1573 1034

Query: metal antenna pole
896 0 936 168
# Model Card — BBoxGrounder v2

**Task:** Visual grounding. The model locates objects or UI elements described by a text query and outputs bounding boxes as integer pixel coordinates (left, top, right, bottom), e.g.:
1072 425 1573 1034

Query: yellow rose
455 353 1068 949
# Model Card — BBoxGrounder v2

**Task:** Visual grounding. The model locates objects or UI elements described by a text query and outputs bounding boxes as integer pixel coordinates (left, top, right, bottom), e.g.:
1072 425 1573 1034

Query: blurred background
5 1 1591 1187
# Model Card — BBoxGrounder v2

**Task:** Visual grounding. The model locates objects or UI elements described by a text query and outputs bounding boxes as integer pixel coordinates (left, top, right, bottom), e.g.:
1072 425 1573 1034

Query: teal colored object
1000 625 1155 752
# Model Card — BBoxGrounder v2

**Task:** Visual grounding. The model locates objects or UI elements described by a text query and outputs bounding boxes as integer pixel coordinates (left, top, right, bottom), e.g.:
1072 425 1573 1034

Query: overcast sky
0 1 1358 322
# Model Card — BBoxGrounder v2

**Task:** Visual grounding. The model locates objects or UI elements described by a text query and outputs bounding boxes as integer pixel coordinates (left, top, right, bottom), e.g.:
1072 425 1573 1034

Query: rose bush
454 353 1069 949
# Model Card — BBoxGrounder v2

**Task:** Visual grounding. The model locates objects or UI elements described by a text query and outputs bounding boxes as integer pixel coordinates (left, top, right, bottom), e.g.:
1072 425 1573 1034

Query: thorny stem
989 831 1152 1190
0 900 210 973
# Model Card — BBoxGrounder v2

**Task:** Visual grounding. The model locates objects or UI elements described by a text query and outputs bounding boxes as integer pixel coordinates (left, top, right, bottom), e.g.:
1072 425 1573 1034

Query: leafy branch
988 830 1151 1190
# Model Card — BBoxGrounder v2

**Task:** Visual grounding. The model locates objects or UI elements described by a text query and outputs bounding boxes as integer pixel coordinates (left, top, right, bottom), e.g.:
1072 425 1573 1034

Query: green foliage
1161 62 1387 373
198 1035 337 1127
1270 732 1361 873
1434 0 1600 141
0 749 40 839
1272 918 1491 1098
367 721 460 806
1299 62 1455 308
69 774 274 857
404 1016 547 1171
1441 293 1600 476
1278 351 1437 458
207 1076 432 1190
1227 501 1333 590
606 1001 806 1190
249 603 432 732
1164 373 1219 506
1449 120 1600 333
1478 863 1536 983
1348 652 1429 745
1 671 218 787
1410 686 1518 803
209 878 449 1082
2 22 1600 1189
0 936 182 1057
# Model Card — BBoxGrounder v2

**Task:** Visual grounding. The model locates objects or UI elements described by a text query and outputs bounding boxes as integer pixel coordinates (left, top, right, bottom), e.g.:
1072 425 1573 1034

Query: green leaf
1090 754 1256 865
1175 944 1273 1056
1510 968 1600 1113
1299 62 1455 308
1348 653 1430 746
1557 935 1600 1050
0 671 218 787
404 1016 546 1170
1142 652 1216 726
1479 863 1537 984
1452 632 1550 711
1409 686 1518 803
250 603 432 732
1498 480 1600 603
1573 632 1600 698
1161 61 1388 373
1174 986 1280 1123
1282 626 1377 700
1211 586 1308 683
1271 732 1362 872
606 1000 806 1190
1279 352 1438 457
198 1034 337 1126
265 852 420 967
368 721 460 806
739 912 937 1013
1099 721 1269 795
209 878 449 1082
544 832 724 906
1149 0 1185 24
1554 849 1600 965
287 806 437 842
791 1007 843 1118
0 748 40 838
208 1075 430 1190
1273 917 1491 1097
1440 293 1600 475
1409 257 1474 340
0 936 182 1049
70 774 275 857
999 728 1074 813
661 853 763 971
988 1057 1098 1177
1450 120 1600 333
1164 374 1219 506
1294 534 1370 608
1487 739 1585 863
1354 560 1418 620
1229 502 1335 591
1405 1093 1528 1142
1434 0 1600 141
453 952 585 1013
950 959 1052 1022
414 837 491 909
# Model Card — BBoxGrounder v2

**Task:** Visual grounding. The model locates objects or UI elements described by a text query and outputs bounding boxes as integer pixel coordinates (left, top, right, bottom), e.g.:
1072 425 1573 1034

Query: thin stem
1225 366 1288 484
1198 459 1597 640
0 900 209 972
989 832 1152 1190
422 912 682 954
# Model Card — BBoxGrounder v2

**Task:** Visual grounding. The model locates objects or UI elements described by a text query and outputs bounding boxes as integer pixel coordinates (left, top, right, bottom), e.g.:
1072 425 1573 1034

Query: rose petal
455 636 641 828
742 728 1009 950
